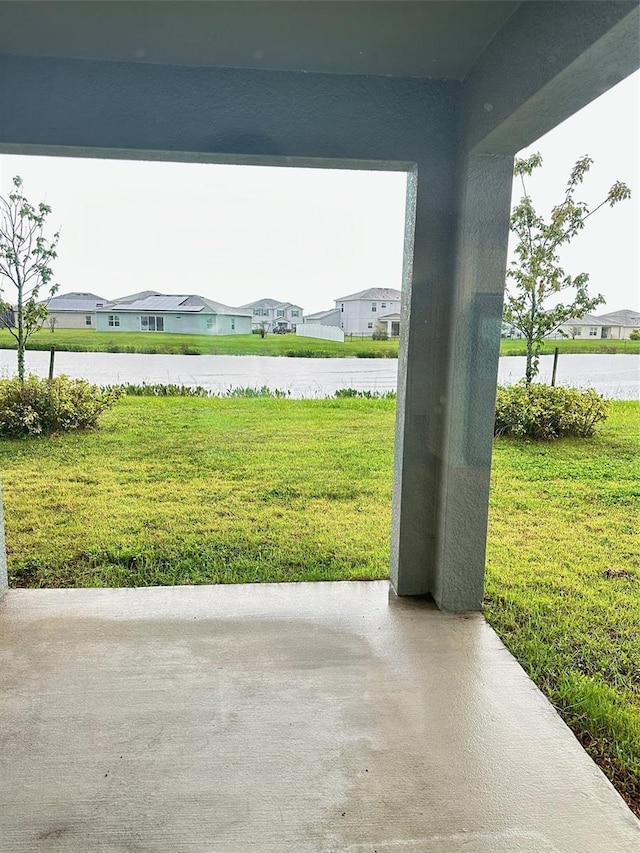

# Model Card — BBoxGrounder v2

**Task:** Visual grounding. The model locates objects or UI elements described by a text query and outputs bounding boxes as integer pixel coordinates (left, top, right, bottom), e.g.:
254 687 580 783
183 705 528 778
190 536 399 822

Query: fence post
551 347 559 386
48 346 56 381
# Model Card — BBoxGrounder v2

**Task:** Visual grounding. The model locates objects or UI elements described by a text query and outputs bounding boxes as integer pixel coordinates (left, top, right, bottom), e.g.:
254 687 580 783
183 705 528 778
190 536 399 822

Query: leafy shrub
494 382 608 439
106 382 211 397
285 349 331 358
372 324 388 341
0 375 124 438
630 329 640 341
225 386 290 398
334 388 396 399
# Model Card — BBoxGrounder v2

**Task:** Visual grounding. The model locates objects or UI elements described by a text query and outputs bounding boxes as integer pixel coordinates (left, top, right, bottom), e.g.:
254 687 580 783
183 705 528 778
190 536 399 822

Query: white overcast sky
1 70 638 315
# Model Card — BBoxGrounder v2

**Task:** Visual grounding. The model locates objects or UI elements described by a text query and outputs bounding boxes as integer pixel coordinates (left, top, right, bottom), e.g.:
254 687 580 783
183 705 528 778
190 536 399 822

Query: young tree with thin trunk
0 176 60 382
504 153 630 384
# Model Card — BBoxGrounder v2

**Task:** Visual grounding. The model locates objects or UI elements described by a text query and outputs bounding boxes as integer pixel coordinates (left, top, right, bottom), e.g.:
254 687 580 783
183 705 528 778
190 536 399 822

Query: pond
0 350 638 399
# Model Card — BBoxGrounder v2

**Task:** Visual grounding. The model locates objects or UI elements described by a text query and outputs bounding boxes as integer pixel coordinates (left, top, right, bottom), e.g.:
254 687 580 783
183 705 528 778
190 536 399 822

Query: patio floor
0 580 638 852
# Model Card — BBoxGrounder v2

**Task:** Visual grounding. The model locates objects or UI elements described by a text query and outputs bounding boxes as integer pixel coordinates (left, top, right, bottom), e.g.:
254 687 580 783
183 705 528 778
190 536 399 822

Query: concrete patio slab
0 581 638 852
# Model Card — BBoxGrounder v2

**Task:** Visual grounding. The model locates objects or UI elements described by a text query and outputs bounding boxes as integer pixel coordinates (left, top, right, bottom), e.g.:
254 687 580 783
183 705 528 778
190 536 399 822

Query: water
0 350 638 399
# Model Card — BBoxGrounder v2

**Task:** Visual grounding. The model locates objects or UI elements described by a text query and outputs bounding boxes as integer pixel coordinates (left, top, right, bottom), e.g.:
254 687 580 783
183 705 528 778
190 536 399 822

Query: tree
46 315 58 333
0 176 60 382
504 153 630 384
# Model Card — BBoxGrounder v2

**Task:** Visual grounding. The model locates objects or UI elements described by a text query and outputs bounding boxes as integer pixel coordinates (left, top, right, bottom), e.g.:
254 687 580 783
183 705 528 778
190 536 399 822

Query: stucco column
391 154 513 611
0 483 8 598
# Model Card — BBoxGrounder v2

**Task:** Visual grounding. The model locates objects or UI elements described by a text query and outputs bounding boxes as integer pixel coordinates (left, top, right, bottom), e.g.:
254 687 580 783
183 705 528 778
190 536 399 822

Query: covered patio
1 1 639 849
2 582 639 851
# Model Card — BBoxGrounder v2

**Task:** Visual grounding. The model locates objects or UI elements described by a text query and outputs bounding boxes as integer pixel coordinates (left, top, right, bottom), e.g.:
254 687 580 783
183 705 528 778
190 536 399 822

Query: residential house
554 309 640 340
95 294 251 335
302 308 342 327
241 298 303 332
334 287 402 336
553 313 604 339
595 309 640 340
44 291 108 329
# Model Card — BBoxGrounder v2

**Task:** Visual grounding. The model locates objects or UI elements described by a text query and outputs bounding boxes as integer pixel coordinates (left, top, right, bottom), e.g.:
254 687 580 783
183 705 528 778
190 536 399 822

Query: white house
555 309 640 340
554 313 604 339
302 308 342 327
44 291 108 329
334 287 402 336
95 294 251 335
595 309 640 340
241 298 303 332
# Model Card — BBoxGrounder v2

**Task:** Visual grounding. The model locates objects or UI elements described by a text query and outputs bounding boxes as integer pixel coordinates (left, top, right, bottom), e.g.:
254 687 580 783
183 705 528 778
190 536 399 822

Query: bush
630 329 640 341
494 382 608 439
372 324 388 341
0 375 124 438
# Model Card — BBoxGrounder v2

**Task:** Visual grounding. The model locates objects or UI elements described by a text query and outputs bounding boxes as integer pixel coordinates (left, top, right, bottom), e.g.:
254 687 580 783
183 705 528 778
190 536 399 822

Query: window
140 315 164 332
253 309 260 316
291 310 299 317
206 318 214 329
371 302 377 312
231 319 235 330
367 322 373 329
277 309 285 317
341 303 344 312
381 302 386 308
589 327 598 336
108 314 120 327
85 315 92 326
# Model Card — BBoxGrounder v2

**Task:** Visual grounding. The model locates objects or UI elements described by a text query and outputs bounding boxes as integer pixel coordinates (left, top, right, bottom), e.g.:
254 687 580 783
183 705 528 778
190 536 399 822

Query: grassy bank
0 398 638 811
500 337 639 356
1 327 637 358
0 328 399 358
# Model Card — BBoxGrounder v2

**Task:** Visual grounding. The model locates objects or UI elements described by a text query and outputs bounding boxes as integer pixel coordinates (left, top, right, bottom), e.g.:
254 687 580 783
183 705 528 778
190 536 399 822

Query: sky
0 70 637 316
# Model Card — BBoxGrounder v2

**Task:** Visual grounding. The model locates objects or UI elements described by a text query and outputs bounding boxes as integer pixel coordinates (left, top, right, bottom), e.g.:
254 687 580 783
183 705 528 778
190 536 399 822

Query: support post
0 483 8 599
391 154 514 611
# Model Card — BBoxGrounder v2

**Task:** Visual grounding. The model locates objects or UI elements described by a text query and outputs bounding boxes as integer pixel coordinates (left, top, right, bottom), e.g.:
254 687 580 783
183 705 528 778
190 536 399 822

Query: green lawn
1 327 637 358
500 337 639 355
0 327 399 358
0 397 638 812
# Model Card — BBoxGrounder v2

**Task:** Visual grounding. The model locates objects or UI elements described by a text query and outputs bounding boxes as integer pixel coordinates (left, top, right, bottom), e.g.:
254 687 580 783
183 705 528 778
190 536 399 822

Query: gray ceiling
0 1 521 80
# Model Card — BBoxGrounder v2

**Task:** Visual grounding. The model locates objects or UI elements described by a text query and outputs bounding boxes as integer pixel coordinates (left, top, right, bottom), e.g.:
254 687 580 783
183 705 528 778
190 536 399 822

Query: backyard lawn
0 397 638 813
0 327 638 358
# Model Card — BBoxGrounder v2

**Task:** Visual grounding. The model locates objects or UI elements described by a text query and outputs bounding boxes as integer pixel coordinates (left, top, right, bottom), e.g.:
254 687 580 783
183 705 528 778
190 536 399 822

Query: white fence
297 324 344 343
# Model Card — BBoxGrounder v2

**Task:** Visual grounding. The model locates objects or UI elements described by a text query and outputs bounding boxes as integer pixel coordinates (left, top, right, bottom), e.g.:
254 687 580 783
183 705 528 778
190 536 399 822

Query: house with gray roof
240 298 304 332
95 294 251 335
554 309 640 340
334 287 402 336
595 309 640 339
44 291 108 329
303 307 342 328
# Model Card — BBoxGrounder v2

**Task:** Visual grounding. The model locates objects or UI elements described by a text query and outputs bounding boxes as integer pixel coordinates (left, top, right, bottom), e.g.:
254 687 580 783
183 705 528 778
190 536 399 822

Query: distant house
555 309 640 340
595 309 640 340
44 291 108 329
95 294 251 335
240 298 303 332
302 308 342 327
553 313 604 340
334 288 402 336
0 303 15 329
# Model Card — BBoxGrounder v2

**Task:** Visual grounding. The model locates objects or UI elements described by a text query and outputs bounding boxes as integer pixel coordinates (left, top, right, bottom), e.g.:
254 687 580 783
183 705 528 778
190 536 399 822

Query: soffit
0 1 521 81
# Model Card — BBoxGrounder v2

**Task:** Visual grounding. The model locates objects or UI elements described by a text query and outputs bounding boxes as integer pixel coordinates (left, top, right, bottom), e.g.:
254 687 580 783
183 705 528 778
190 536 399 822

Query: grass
0 328 399 358
1 327 637 358
485 400 640 813
500 337 639 356
0 397 638 812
